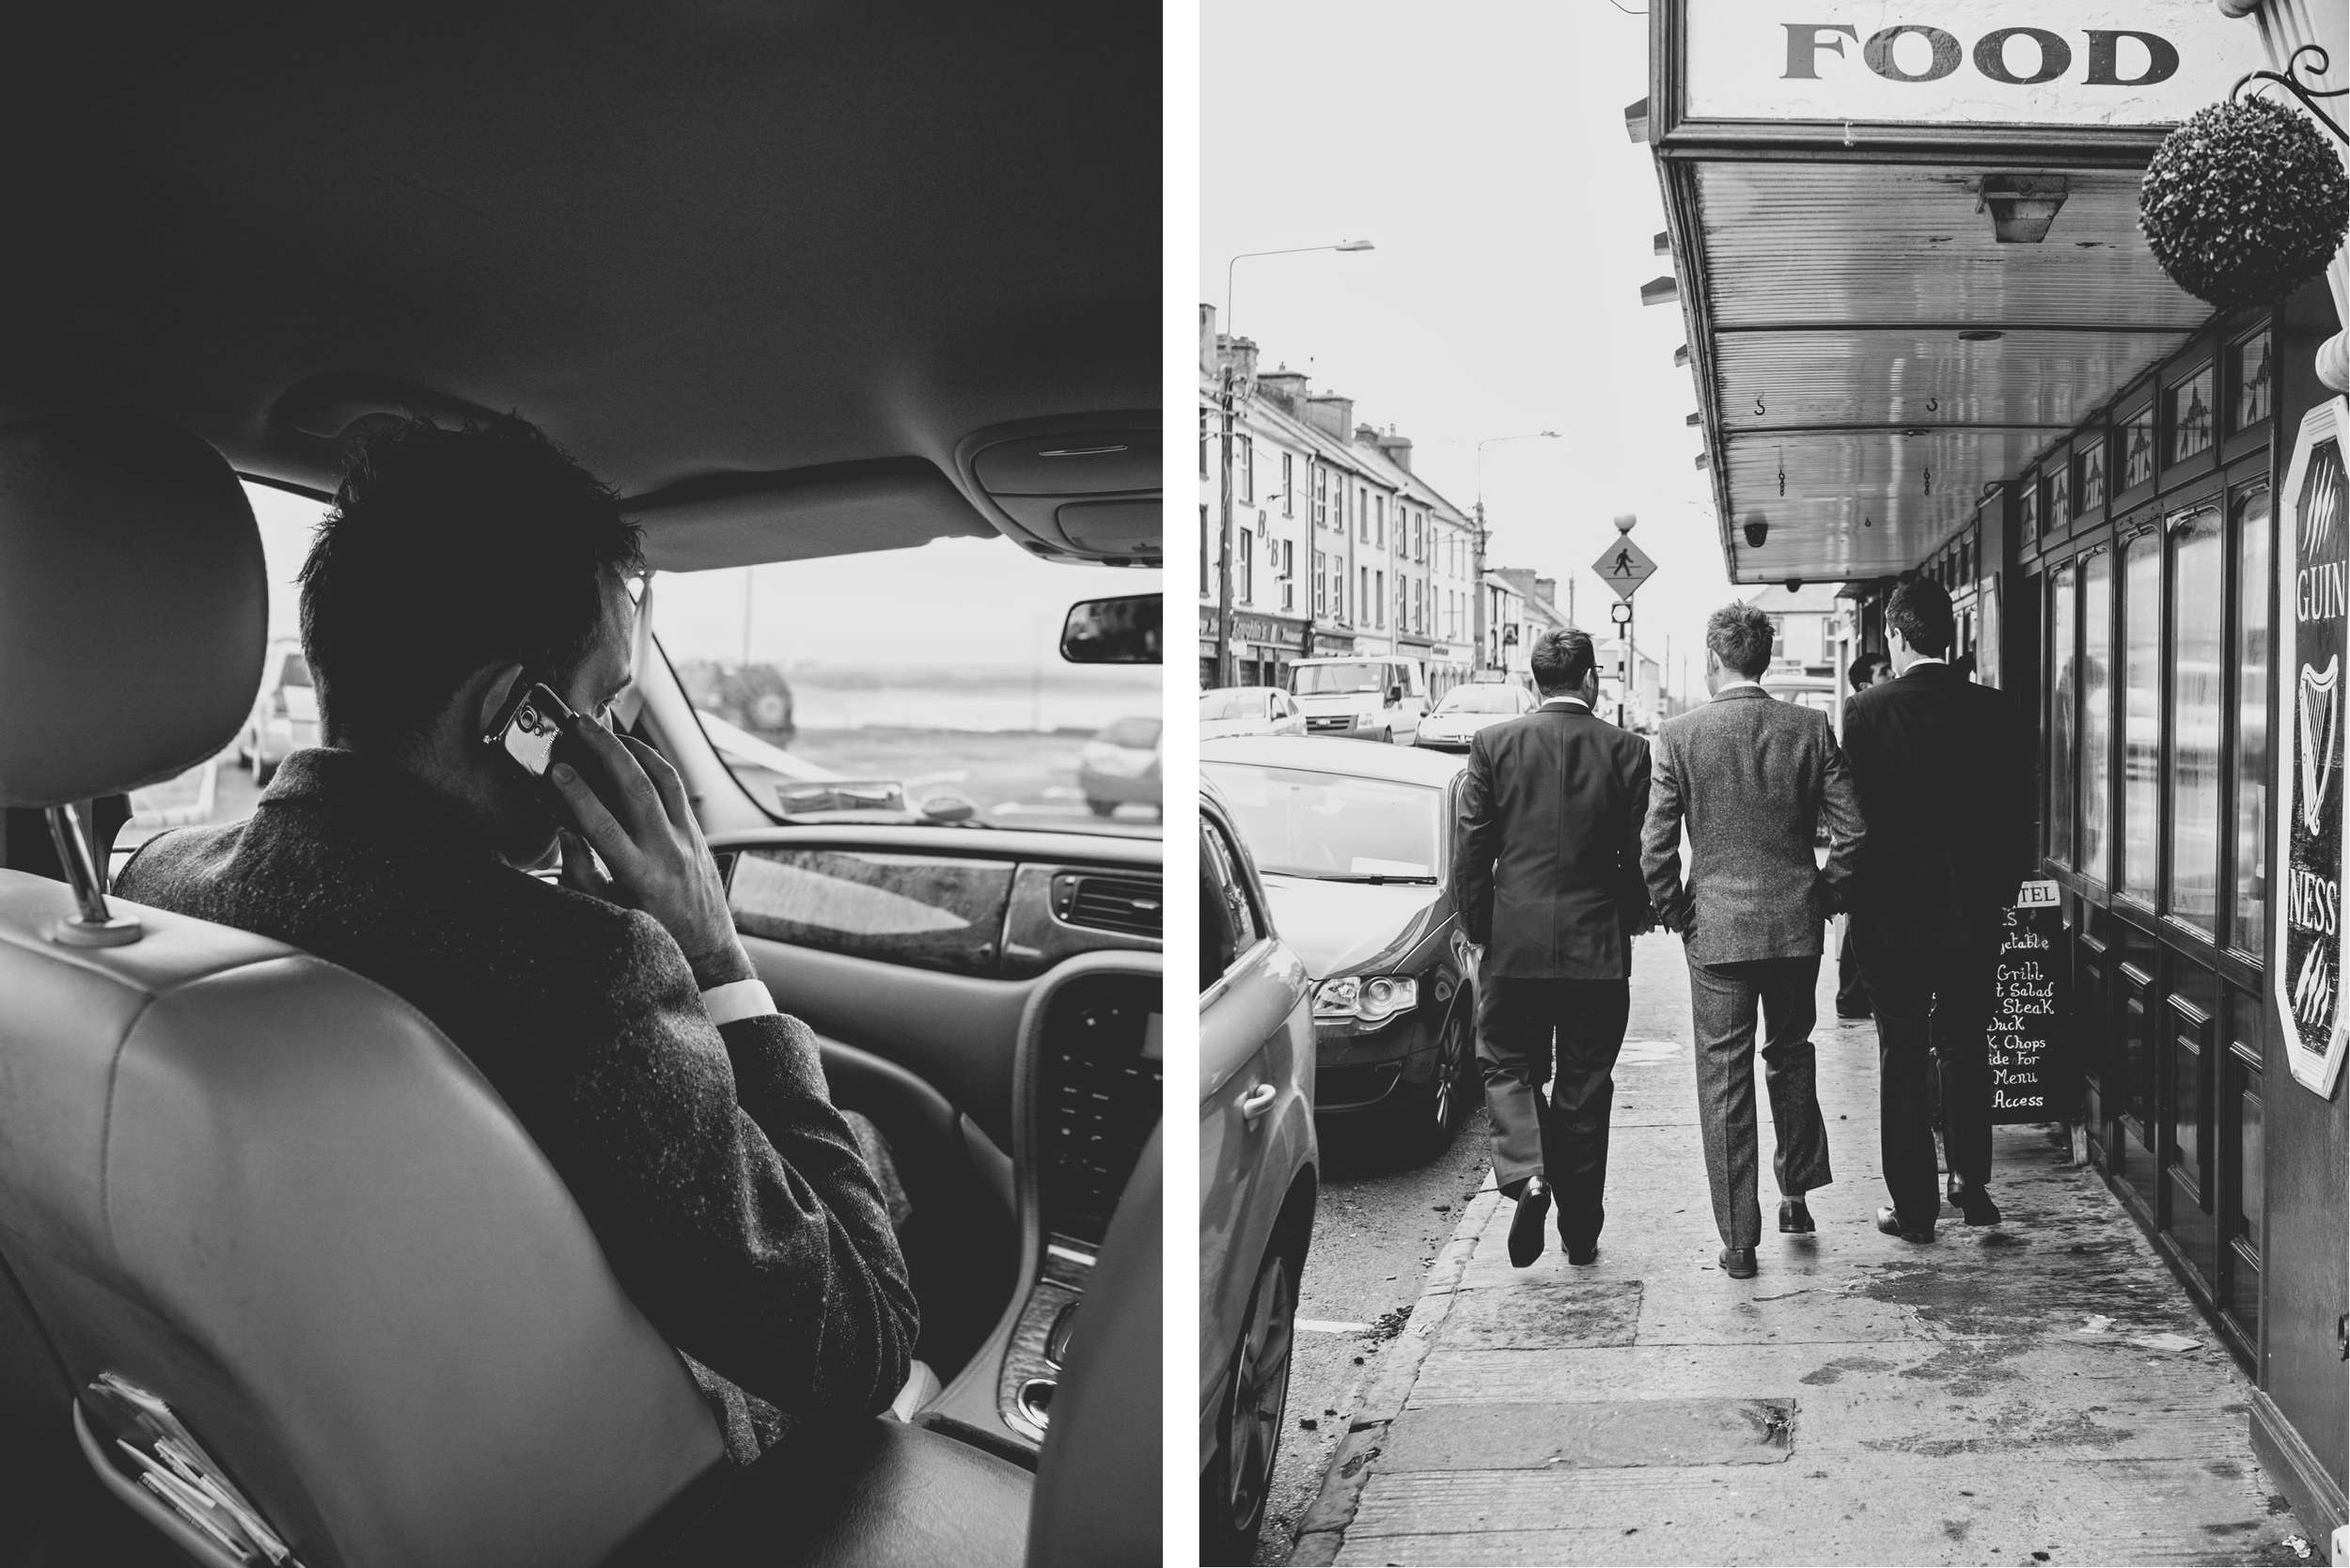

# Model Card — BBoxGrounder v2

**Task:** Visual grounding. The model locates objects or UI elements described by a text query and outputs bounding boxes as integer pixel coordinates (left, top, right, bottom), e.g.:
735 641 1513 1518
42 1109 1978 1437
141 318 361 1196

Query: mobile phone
482 679 580 779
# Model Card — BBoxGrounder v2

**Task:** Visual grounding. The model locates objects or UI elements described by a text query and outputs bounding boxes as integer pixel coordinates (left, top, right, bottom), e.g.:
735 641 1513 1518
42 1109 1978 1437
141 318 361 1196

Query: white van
1286 655 1429 745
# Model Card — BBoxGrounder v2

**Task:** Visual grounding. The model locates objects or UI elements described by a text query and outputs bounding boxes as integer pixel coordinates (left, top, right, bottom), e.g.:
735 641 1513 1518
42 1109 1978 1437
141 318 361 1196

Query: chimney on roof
1372 426 1414 474
1536 577 1558 607
1220 335 1260 383
1198 304 1218 374
1255 368 1308 410
1303 394 1354 441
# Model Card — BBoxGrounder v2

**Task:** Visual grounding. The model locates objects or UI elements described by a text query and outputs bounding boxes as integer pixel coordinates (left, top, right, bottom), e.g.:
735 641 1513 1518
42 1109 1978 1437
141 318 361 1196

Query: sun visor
958 419 1161 566
630 458 997 572
0 414 265 808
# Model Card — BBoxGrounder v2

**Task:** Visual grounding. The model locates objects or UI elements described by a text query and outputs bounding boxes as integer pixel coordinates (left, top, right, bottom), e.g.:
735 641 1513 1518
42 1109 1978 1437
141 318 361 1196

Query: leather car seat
0 412 1030 1567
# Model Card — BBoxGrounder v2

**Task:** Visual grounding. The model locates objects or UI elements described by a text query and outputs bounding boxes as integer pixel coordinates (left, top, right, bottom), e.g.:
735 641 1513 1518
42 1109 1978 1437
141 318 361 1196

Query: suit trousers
1835 917 1869 1015
1685 954 1834 1248
1857 931 1998 1230
1477 973 1631 1247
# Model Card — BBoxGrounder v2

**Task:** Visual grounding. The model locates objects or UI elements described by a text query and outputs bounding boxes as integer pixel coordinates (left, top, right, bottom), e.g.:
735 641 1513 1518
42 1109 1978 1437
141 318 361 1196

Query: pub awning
1645 0 2273 585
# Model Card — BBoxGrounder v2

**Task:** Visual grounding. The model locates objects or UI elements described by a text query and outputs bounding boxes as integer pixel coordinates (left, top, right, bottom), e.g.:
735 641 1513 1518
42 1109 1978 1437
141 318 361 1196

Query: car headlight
1314 974 1419 1023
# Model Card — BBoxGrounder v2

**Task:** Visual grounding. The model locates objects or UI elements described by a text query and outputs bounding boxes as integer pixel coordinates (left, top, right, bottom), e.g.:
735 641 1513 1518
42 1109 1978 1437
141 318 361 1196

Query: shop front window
2077 441 2107 513
2081 549 2114 884
2168 364 2215 465
2231 329 2272 435
2234 482 2273 956
2021 479 2040 548
2122 529 2161 903
2044 463 2070 525
2049 561 2077 867
2169 506 2223 934
2123 403 2155 490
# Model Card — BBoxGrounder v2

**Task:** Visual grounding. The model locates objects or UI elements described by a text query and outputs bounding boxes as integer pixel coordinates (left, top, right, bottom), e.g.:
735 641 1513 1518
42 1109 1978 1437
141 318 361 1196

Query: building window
2167 364 2215 465
2121 528 2161 904
1359 566 1370 622
2234 482 2274 956
1280 540 1295 613
1313 466 1328 530
2021 478 2040 548
2232 330 2274 435
2081 548 2114 885
1313 549 1326 617
2045 463 2070 525
1357 488 1368 542
1238 435 1254 503
2122 402 2155 491
2077 441 2107 514
1199 408 1209 478
1238 527 1254 605
2169 504 2224 934
1375 494 1386 550
1200 504 1211 599
2048 560 2077 867
1374 570 1386 628
1282 452 1294 517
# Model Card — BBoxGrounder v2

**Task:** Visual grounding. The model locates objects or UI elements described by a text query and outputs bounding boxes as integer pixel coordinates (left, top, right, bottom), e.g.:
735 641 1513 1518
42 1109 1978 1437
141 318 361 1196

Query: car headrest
0 413 266 808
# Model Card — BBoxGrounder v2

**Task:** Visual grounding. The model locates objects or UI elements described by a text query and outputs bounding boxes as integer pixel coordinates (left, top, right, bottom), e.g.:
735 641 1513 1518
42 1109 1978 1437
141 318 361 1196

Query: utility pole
1215 356 1240 688
1471 499 1488 672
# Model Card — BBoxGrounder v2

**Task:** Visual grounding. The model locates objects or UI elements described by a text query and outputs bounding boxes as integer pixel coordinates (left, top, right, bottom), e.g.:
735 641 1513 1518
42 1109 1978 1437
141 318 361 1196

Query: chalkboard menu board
1990 879 2072 1123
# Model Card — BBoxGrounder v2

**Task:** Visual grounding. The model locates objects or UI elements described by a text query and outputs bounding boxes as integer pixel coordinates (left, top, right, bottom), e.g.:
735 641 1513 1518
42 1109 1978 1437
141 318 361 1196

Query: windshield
1291 661 1385 696
1203 762 1442 880
1434 684 1515 714
1198 689 1259 721
657 540 1162 837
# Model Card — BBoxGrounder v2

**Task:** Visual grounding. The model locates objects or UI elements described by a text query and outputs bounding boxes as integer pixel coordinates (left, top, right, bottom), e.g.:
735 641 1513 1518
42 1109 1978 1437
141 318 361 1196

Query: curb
1288 1175 1502 1566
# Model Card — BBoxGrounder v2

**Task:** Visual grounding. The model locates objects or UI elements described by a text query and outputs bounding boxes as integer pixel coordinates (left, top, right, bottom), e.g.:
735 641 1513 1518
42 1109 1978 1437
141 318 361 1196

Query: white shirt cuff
701 977 778 1027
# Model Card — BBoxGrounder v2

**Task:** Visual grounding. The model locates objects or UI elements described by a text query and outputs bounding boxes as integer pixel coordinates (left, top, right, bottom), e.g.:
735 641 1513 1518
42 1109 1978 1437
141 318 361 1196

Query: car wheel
1201 1231 1298 1565
1086 798 1116 818
1378 728 1391 745
1389 996 1473 1163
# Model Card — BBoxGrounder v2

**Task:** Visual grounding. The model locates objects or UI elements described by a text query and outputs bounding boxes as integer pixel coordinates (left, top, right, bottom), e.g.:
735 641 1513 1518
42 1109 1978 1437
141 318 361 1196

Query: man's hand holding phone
547 715 752 990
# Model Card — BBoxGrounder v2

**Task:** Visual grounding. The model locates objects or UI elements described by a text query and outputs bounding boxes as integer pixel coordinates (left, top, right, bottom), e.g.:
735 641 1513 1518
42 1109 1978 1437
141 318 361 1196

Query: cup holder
1014 1377 1056 1430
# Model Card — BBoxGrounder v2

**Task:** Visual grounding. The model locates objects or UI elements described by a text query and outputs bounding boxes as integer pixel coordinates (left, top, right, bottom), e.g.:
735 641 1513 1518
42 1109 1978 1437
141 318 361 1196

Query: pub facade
1648 0 2348 1540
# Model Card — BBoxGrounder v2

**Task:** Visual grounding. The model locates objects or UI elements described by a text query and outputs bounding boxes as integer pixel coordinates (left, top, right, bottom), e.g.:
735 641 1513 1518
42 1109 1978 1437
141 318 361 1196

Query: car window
1199 823 1238 991
1199 689 1247 721
112 484 329 866
653 540 1162 836
1435 684 1516 714
1202 816 1261 957
1290 661 1382 696
1204 762 1444 881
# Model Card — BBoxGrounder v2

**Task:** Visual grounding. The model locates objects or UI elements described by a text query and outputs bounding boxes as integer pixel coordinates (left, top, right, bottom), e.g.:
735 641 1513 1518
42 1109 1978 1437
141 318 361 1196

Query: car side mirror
1061 594 1162 665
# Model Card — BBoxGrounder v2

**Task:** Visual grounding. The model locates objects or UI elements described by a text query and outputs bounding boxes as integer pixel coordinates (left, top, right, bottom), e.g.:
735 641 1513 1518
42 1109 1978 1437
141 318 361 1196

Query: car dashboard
709 823 1162 1466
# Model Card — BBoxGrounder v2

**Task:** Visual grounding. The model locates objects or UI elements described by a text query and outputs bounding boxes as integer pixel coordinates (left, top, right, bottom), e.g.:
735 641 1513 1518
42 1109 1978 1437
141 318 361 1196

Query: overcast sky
1200 0 1739 699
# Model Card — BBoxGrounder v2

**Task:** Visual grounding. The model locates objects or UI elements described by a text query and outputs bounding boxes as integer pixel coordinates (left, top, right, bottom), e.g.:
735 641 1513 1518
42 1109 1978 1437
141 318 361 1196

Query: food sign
1990 879 2071 1123
2276 399 2350 1097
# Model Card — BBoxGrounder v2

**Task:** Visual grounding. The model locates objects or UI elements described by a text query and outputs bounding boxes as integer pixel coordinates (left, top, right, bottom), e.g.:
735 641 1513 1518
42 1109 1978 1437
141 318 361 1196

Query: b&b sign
2277 400 2350 1098
1990 880 2070 1124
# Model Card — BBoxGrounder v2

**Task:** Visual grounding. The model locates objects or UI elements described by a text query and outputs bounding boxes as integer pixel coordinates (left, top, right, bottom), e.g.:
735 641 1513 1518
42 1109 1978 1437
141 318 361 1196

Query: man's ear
476 662 529 737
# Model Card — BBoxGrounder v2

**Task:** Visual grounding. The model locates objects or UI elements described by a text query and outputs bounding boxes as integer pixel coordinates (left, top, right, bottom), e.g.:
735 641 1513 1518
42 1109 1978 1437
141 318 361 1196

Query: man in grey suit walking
1455 628 1653 1268
1643 603 1866 1278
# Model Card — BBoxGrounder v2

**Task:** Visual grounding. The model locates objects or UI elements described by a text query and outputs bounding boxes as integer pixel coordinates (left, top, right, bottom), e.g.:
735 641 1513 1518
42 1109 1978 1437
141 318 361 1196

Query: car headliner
3 5 1156 569
1201 736 1467 788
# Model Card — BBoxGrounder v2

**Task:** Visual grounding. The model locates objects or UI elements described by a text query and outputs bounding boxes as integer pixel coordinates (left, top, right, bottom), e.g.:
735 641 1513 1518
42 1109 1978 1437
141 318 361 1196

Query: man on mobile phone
116 416 916 1463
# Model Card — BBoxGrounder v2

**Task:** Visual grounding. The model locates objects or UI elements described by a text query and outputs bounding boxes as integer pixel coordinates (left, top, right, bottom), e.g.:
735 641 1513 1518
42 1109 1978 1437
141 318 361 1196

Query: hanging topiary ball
2139 96 2348 313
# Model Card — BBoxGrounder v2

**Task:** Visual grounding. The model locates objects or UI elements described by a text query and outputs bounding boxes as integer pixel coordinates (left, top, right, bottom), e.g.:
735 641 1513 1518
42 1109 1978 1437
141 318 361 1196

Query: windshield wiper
1277 870 1438 886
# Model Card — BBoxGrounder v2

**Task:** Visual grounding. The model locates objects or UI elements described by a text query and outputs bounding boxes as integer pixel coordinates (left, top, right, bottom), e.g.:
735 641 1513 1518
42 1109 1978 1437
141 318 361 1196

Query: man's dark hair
1528 628 1595 694
301 417 644 746
1706 602 1774 680
1848 651 1888 687
1887 577 1956 660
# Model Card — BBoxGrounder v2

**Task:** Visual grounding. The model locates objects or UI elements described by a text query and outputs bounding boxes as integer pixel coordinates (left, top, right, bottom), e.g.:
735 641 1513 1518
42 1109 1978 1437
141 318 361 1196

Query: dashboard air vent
1051 873 1162 939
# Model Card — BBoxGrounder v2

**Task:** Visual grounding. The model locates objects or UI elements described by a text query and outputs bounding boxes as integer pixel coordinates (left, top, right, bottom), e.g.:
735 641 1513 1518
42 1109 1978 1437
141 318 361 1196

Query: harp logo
2303 657 2339 838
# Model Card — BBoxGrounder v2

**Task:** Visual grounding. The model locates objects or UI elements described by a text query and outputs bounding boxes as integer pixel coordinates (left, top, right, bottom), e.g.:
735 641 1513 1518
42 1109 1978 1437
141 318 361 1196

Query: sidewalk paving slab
1293 932 2304 1567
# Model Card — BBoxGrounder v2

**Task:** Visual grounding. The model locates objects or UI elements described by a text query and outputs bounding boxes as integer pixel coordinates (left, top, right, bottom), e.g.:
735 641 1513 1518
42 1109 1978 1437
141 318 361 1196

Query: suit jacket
1453 700 1653 979
1641 684 1866 966
1841 661 2037 949
115 748 917 1463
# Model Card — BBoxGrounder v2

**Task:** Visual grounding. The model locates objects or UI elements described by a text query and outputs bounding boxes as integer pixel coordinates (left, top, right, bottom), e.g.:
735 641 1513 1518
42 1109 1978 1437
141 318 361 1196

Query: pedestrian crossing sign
1592 535 1657 600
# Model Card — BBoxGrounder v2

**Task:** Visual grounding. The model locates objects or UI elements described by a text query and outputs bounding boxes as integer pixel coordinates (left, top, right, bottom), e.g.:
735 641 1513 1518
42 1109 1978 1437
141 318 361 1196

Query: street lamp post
1215 241 1374 688
1473 431 1560 674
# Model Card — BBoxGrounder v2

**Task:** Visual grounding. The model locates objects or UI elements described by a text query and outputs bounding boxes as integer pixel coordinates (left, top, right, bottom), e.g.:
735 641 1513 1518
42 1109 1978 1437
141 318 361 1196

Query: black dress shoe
1508 1178 1552 1268
1778 1198 1815 1234
1875 1205 1935 1243
1718 1246 1758 1278
1947 1181 2002 1226
1564 1240 1598 1266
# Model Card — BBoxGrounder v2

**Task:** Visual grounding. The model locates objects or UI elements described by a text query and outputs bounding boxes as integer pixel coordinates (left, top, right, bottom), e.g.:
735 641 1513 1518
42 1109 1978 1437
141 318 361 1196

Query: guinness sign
2277 399 2350 1097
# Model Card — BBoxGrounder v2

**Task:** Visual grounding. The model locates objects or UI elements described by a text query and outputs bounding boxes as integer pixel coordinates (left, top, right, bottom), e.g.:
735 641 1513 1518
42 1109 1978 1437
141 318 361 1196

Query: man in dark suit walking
1454 628 1653 1267
1836 651 1891 1019
1644 603 1866 1278
1842 579 2036 1242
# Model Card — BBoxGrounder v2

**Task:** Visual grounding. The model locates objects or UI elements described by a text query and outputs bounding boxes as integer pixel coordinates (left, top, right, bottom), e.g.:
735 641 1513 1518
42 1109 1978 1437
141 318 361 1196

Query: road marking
1295 1319 1371 1334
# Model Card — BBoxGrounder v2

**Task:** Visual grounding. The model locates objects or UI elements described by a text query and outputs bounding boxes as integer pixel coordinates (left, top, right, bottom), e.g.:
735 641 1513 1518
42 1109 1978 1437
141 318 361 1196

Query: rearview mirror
1060 593 1161 665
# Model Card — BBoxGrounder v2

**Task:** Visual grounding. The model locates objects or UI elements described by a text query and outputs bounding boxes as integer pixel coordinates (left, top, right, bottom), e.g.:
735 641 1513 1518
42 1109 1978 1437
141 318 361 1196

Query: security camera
1742 513 1767 550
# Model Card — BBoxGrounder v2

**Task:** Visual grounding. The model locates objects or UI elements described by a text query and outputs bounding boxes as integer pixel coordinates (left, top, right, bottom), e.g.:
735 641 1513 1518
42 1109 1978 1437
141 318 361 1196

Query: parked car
1080 714 1164 816
237 639 318 784
1202 735 1476 1164
1199 685 1306 741
1198 775 1316 1566
1413 678 1536 751
1287 655 1429 745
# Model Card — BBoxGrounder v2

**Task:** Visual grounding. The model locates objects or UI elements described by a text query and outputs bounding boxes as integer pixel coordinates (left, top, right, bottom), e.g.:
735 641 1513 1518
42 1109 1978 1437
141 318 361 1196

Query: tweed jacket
1453 700 1653 980
115 748 917 1463
1641 683 1866 966
1841 661 2036 949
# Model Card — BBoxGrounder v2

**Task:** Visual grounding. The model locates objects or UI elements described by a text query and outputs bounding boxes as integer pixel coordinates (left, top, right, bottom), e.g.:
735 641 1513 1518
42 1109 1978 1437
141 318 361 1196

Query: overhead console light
960 418 1161 566
1977 174 2068 243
